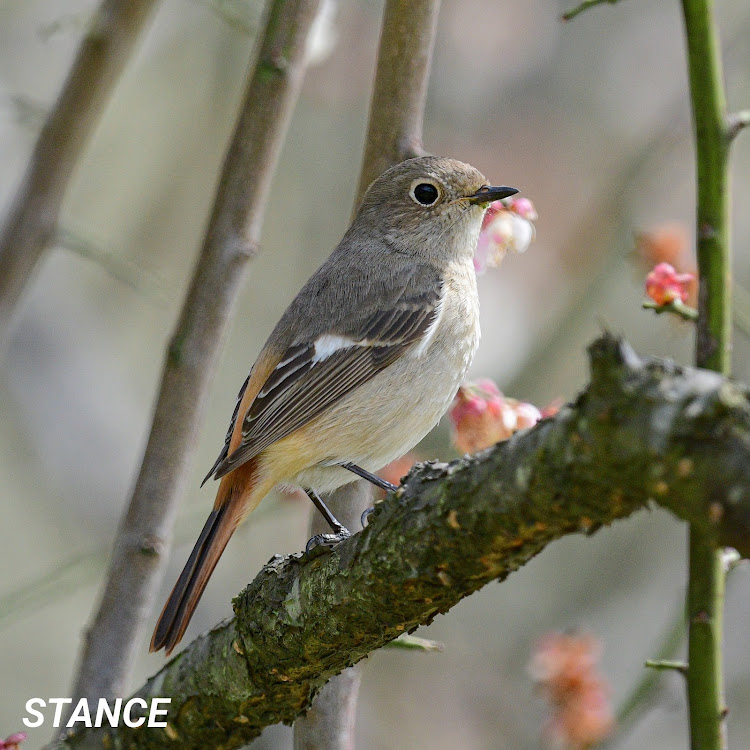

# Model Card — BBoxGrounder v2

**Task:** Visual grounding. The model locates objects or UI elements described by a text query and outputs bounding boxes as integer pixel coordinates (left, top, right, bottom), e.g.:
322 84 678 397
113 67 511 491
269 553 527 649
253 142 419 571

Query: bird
150 155 518 654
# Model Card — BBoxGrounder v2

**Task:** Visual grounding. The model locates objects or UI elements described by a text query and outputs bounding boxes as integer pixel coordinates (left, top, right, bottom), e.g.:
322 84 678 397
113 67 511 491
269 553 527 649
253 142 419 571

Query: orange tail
150 462 259 655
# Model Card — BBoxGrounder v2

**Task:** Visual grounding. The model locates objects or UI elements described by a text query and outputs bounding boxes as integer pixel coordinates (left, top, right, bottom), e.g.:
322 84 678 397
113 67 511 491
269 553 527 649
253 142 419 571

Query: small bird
150 156 517 654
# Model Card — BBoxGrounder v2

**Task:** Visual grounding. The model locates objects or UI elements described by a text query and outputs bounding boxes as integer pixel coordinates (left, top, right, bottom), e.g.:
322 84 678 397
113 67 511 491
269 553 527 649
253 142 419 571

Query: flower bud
645 262 695 306
0 734 27 750
450 380 542 453
475 198 537 274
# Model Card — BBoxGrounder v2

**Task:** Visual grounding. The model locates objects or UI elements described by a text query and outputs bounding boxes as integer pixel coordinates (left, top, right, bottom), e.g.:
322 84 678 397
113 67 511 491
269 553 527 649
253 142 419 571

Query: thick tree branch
0 0 160 344
57 335 750 749
65 0 322 715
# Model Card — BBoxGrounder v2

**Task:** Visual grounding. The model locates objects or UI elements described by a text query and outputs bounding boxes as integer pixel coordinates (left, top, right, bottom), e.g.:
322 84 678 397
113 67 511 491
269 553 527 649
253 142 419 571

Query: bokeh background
1 0 749 748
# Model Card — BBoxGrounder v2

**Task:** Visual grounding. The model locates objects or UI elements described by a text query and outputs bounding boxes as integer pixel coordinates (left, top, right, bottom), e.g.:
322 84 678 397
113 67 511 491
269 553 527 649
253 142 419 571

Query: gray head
354 156 517 261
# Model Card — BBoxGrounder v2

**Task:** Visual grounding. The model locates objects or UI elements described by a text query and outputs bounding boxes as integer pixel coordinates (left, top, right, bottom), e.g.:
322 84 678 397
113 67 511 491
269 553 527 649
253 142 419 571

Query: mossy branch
57 335 750 749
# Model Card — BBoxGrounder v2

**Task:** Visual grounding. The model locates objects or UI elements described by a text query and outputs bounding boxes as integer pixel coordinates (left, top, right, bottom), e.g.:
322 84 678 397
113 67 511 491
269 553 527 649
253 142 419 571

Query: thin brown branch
0 0 160 344
561 0 624 22
294 2 441 745
295 484 369 750
355 0 441 201
64 0 323 718
55 335 750 749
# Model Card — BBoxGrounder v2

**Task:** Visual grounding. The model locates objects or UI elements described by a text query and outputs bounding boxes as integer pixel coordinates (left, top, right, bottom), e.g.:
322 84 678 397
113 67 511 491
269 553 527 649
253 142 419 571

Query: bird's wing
207 274 443 481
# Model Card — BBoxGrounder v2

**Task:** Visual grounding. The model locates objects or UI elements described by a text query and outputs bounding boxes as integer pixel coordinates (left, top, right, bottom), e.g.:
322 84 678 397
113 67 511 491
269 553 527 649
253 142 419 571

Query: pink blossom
514 401 542 430
530 633 615 749
541 397 564 419
475 197 537 274
449 379 542 453
0 733 27 750
645 262 695 306
377 452 419 492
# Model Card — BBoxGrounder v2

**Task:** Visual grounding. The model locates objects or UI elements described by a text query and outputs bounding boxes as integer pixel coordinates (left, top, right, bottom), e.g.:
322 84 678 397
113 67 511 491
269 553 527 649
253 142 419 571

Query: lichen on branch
59 335 750 749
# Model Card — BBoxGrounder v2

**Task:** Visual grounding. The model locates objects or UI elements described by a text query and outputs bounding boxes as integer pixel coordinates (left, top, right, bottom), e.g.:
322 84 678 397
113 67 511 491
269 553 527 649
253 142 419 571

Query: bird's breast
287 260 480 493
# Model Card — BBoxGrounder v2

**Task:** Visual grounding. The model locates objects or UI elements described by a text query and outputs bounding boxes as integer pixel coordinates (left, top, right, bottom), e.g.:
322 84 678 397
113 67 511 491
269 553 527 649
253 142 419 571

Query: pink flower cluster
645 262 695 306
475 196 537 274
449 378 542 454
0 734 26 750
529 633 615 749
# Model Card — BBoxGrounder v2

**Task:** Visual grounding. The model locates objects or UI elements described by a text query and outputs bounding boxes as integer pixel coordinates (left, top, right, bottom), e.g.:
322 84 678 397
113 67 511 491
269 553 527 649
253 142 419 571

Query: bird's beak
466 185 519 205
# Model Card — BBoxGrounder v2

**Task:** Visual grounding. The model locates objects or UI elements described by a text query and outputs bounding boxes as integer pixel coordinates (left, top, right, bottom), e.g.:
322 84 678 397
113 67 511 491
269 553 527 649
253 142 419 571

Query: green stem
687 533 728 750
680 0 731 748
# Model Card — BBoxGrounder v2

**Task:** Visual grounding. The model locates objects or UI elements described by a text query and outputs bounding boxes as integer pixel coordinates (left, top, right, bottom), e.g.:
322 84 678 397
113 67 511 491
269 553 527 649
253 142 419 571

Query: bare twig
56 226 170 305
642 299 698 321
64 0 323 719
0 0 160 346
294 2 441 746
561 0 624 22
644 660 688 674
55 336 750 749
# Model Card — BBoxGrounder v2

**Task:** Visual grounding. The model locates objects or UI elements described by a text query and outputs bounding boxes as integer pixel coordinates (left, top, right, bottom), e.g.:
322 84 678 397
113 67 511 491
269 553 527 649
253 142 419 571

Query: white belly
293 261 480 492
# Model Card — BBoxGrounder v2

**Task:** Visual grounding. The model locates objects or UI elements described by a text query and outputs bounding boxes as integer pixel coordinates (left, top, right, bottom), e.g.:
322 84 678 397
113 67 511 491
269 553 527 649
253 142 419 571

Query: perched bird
150 156 517 654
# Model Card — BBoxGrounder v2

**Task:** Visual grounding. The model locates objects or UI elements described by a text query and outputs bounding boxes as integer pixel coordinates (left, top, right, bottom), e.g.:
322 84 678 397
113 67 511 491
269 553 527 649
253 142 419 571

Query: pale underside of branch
59 335 750 749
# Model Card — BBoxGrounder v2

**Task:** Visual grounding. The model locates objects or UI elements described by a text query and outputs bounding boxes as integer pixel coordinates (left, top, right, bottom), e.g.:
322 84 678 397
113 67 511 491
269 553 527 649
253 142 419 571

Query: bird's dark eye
410 181 440 206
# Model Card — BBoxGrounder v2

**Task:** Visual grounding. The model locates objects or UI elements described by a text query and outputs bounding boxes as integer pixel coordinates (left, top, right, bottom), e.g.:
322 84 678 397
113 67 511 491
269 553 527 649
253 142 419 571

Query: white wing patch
312 334 368 363
413 293 444 357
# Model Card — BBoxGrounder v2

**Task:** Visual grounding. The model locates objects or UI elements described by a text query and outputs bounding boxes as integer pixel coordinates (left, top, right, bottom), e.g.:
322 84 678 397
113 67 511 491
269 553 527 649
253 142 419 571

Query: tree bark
65 0 323 716
0 0 159 345
55 335 750 749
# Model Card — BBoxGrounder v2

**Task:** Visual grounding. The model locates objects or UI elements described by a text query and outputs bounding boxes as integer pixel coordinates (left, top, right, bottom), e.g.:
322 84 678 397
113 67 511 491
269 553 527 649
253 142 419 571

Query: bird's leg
340 462 397 493
304 488 351 555
339 463 398 529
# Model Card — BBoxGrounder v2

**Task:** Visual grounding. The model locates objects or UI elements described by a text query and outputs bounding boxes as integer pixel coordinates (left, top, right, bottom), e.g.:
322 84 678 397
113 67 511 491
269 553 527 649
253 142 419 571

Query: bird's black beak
467 185 519 205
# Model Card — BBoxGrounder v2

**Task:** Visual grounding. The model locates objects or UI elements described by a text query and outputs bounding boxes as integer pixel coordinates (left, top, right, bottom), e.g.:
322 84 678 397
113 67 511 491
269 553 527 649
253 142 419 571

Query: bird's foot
361 506 376 527
305 528 352 558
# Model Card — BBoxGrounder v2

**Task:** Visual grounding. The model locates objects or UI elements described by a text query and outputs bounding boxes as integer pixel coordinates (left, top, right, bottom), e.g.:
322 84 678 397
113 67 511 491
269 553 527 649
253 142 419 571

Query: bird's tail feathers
149 504 236 654
149 461 264 655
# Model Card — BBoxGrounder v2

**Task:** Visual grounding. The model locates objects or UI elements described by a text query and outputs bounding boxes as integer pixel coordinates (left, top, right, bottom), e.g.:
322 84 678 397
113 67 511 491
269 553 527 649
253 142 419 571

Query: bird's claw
305 528 351 557
361 506 376 527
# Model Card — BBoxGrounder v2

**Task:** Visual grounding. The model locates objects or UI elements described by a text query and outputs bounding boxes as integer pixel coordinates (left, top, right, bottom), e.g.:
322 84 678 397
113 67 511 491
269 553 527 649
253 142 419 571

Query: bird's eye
409 180 441 207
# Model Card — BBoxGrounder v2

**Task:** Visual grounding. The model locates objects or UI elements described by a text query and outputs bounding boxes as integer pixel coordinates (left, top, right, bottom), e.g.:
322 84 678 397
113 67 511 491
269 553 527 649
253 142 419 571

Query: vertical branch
0 0 160 344
355 0 441 200
66 0 322 714
680 0 731 748
294 1 441 747
682 0 730 373
294 483 368 750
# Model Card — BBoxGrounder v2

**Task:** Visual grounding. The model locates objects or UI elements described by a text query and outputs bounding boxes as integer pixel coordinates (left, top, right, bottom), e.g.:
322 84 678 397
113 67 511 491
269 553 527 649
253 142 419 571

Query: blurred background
1 0 749 747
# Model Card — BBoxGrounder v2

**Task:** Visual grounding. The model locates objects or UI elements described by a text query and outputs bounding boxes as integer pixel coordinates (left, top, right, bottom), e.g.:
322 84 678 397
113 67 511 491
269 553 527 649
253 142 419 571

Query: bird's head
356 155 518 262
